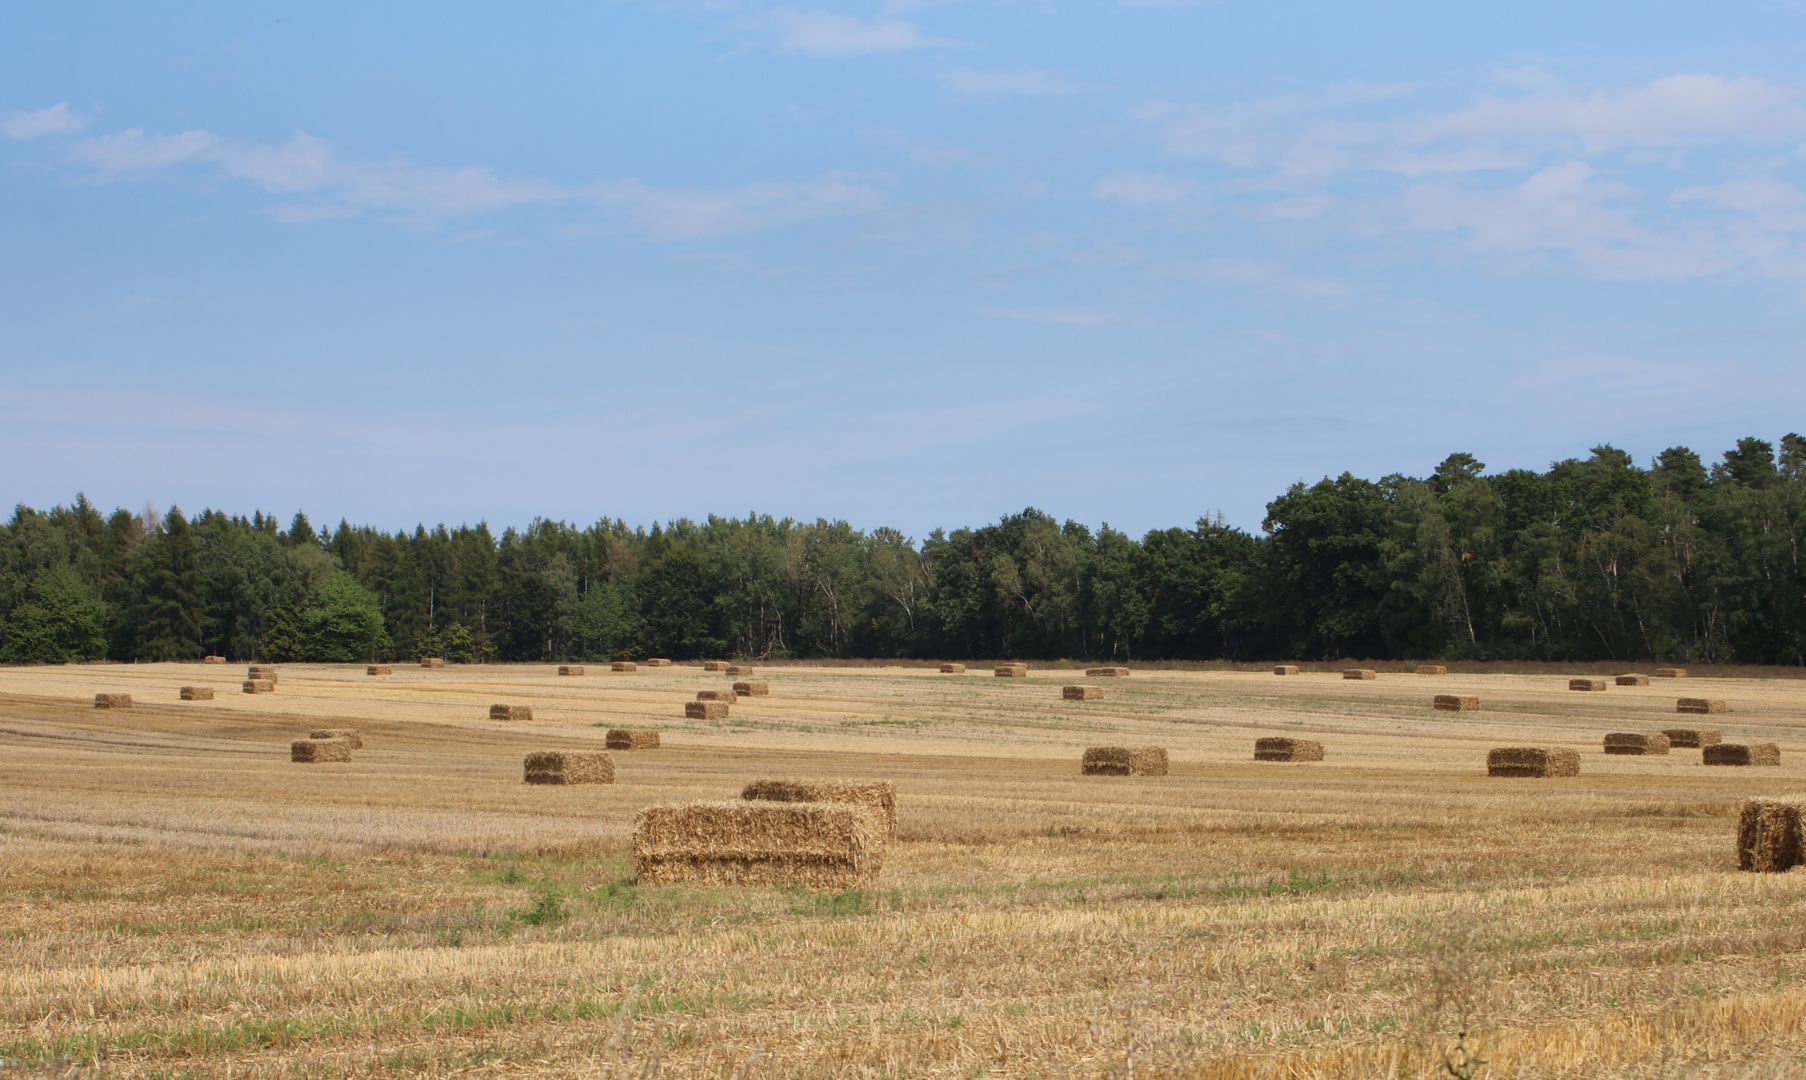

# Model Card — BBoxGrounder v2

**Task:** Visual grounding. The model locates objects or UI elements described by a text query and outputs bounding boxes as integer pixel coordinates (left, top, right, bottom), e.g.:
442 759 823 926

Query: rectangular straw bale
741 779 897 838
725 664 753 676
733 681 769 696
606 728 661 750
1254 737 1324 761
1738 798 1804 872
644 658 672 667
704 661 729 672
1062 685 1104 701
1616 674 1649 686
1705 743 1781 767
420 657 445 668
291 738 351 763
523 750 614 785
557 665 585 676
1273 665 1300 675
489 704 533 721
309 728 363 749
203 655 226 664
1655 667 1687 678
611 661 637 673
1487 747 1581 777
1433 694 1479 711
247 665 277 678
1417 665 1449 675
1678 697 1728 714
366 665 392 676
179 686 213 701
1342 669 1376 680
940 663 965 674
696 689 737 702
93 693 133 709
1085 667 1131 677
686 701 729 720
1569 678 1608 691
1603 732 1671 755
242 680 273 694
1081 746 1168 776
1662 728 1722 748
633 802 886 890
994 664 1028 677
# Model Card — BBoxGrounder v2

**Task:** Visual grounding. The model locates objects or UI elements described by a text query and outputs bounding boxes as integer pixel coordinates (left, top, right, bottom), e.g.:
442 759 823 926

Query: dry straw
1081 746 1168 776
1738 798 1804 872
703 661 729 672
93 693 132 709
994 663 1029 678
523 751 614 785
1062 685 1103 701
1569 678 1608 692
309 728 363 749
420 658 445 669
203 655 226 664
1255 737 1324 761
741 779 898 838
1678 697 1728 714
686 701 729 720
644 658 672 667
606 728 660 750
1417 665 1449 675
1085 666 1130 677
1706 743 1781 767
725 664 754 676
1616 674 1650 686
178 686 214 701
247 665 277 678
1603 732 1671 756
290 738 351 763
1343 669 1376 680
1655 667 1688 678
366 665 392 676
557 665 585 676
733 681 769 697
612 661 637 673
1488 747 1581 777
242 680 274 694
489 704 534 721
1433 694 1479 711
695 689 737 702
633 801 886 890
1662 728 1722 748
939 663 965 674
1273 665 1300 675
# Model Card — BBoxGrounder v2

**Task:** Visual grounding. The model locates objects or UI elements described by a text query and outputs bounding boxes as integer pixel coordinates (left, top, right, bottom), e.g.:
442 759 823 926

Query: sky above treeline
3 2 1803 539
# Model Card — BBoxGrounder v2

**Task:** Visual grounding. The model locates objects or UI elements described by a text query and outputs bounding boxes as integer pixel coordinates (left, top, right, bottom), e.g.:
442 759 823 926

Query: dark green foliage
0 566 107 662
133 507 203 661
301 573 385 662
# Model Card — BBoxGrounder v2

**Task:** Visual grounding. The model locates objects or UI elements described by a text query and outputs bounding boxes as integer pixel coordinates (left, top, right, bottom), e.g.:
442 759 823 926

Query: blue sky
4 2 1804 538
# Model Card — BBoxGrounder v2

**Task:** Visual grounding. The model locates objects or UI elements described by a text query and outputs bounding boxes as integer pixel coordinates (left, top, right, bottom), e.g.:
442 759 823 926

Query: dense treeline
3 435 1803 665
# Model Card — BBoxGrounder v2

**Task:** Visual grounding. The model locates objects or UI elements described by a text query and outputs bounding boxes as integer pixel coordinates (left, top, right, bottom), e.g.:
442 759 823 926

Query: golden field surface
3 661 1806 1079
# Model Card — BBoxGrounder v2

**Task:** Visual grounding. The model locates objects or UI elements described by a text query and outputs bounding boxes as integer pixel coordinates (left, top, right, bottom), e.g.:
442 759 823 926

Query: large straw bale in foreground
633 802 886 890
1603 732 1670 755
291 738 351 763
557 665 585 676
366 665 392 676
741 779 897 838
1433 695 1479 711
686 701 729 720
1273 665 1299 675
703 661 729 672
1706 743 1781 767
994 663 1028 678
523 751 614 785
242 680 274 694
1616 674 1649 686
695 689 736 702
179 686 213 701
939 663 965 674
606 728 660 750
489 704 533 721
1656 667 1688 678
1417 665 1448 675
1255 737 1324 761
1085 667 1130 677
1738 798 1804 872
1569 678 1608 692
733 681 769 696
1063 685 1103 701
1081 747 1168 776
644 658 672 667
1663 728 1722 748
1488 747 1580 778
1678 697 1728 715
309 728 363 749
1342 669 1376 680
93 693 133 709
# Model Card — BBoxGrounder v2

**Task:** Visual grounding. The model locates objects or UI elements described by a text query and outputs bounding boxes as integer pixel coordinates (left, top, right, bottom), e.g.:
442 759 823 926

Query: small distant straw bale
291 738 351 763
1417 665 1449 675
704 661 729 672
606 728 660 750
733 681 769 696
523 751 614 785
1433 695 1479 712
1063 685 1103 701
1662 728 1722 748
179 686 213 701
1603 732 1671 755
741 779 897 838
644 658 672 667
1273 665 1300 676
242 680 273 694
725 664 753 676
940 663 966 674
612 661 638 673
1706 743 1781 767
1343 669 1376 680
420 657 445 669
367 665 392 676
1738 798 1804 872
248 665 277 678
1569 678 1608 692
1255 737 1324 762
1616 674 1649 686
1488 747 1581 777
1085 667 1130 677
994 663 1029 678
1678 697 1728 715
1081 747 1168 776
633 802 886 890
557 665 585 676
310 728 363 748
203 655 226 664
93 693 132 709
1655 667 1688 678
686 701 729 720
696 689 736 702
489 704 533 721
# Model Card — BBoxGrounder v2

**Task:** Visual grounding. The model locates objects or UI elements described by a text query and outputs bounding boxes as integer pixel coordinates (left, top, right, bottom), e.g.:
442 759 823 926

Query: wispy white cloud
1093 172 1200 205
768 9 949 54
1 102 90 139
595 176 883 238
940 68 1067 97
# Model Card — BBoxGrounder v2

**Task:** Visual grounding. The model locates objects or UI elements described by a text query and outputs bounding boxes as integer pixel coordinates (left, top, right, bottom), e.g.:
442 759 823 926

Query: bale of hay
1063 685 1103 701
1603 732 1671 755
557 665 585 676
248 664 277 678
644 658 672 667
1255 737 1324 761
489 704 533 721
1081 747 1168 776
940 663 966 674
203 655 226 664
1417 665 1449 675
1678 697 1728 715
1662 728 1722 748
1085 667 1130 677
420 657 445 669
1616 674 1650 686
633 801 886 889
242 680 274 694
1706 743 1781 767
741 779 897 838
1487 747 1581 778
612 661 637 673
366 665 392 676
696 689 736 702
1342 669 1376 680
179 686 214 701
725 664 754 676
686 701 729 720
1569 678 1608 692
606 728 661 750
994 664 1029 678
1273 665 1300 675
733 681 769 697
309 728 364 749
703 661 729 672
523 750 614 785
1655 667 1688 678
93 693 133 709
1738 798 1804 872
291 738 351 763
1433 695 1479 712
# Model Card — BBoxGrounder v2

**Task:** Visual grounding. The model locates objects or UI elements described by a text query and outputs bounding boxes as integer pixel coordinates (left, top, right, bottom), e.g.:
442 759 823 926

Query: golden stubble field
3 661 1806 1079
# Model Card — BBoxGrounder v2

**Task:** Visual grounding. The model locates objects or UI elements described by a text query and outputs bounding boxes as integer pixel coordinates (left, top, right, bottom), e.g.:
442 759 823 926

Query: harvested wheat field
6 662 1806 1077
